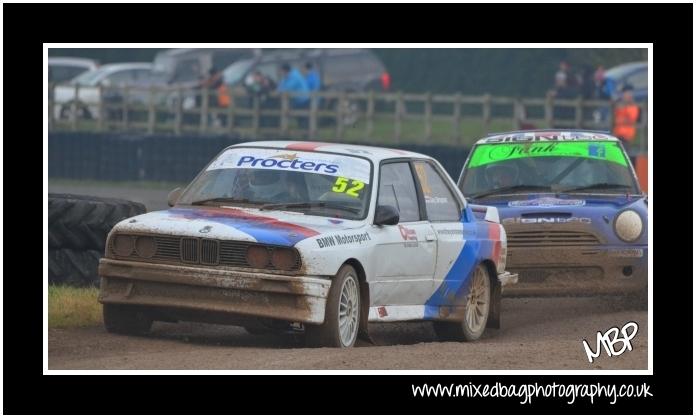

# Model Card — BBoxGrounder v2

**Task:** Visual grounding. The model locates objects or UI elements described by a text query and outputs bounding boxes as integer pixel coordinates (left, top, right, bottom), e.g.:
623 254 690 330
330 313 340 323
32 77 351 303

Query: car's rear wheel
305 265 360 348
103 304 153 336
433 264 491 342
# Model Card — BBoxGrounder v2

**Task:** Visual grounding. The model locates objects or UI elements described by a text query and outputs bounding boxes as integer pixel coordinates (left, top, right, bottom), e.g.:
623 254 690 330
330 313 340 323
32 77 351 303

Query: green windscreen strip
468 141 628 168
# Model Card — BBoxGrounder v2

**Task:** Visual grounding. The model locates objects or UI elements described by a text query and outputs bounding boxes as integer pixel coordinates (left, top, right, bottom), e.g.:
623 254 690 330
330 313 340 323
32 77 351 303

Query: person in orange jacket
612 85 640 145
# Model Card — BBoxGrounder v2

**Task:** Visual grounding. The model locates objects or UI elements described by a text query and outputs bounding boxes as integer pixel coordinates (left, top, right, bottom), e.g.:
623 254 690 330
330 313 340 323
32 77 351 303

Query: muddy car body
99 141 516 347
457 130 648 299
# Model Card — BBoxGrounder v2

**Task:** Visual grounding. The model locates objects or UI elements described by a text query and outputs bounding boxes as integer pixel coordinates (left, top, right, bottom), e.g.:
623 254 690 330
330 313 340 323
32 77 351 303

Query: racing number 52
332 177 364 197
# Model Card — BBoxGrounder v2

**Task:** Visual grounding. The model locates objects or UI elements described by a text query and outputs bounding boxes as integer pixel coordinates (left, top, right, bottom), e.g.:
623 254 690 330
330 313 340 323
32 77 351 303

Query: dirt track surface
49 297 648 370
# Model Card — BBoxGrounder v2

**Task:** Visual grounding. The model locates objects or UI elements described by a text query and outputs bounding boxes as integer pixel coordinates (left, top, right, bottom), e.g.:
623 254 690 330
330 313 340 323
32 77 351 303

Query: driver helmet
484 162 519 188
248 170 284 199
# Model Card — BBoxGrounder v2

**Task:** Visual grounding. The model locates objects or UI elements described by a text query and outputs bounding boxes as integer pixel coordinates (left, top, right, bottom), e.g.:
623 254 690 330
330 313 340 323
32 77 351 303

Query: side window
625 70 647 91
413 161 461 222
105 70 135 86
377 162 420 223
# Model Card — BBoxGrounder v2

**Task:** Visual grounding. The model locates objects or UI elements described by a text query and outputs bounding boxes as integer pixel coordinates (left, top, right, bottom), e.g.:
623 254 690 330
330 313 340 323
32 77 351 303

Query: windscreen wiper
469 185 551 200
558 183 633 193
260 202 360 214
190 197 257 206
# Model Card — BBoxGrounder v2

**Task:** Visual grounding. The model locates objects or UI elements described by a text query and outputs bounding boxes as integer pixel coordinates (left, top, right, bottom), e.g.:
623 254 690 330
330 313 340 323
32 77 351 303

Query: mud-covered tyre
48 248 102 286
48 194 146 251
433 264 491 342
305 265 360 348
103 304 153 335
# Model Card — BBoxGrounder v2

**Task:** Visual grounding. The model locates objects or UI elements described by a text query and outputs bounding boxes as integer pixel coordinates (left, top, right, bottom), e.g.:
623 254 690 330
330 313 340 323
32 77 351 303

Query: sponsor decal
236 155 339 174
468 141 628 168
316 232 372 248
328 219 344 225
502 217 592 224
398 225 417 241
166 207 318 246
484 132 612 142
436 229 461 236
377 306 388 317
425 196 449 204
207 148 371 183
509 197 585 207
608 248 644 258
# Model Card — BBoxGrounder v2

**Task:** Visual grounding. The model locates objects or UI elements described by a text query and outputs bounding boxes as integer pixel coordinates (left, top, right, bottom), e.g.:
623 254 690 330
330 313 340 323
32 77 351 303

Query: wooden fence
48 84 648 150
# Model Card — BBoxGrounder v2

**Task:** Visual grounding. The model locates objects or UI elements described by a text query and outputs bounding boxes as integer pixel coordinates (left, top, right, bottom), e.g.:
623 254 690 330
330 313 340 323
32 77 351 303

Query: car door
412 160 471 311
370 160 437 307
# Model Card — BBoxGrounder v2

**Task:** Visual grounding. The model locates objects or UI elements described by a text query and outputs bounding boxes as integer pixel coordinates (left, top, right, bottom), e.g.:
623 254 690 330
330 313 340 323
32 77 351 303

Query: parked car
53 63 168 120
48 57 99 84
153 48 260 87
220 49 390 124
98 141 517 347
457 130 647 305
593 61 648 123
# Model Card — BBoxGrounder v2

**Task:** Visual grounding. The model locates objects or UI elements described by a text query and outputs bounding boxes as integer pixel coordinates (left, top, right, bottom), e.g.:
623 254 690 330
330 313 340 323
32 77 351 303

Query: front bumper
503 245 648 297
498 272 518 287
98 258 331 324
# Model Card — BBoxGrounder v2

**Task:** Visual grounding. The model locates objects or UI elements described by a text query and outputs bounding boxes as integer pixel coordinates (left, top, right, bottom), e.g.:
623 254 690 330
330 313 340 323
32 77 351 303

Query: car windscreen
460 140 639 197
178 147 373 220
50 65 90 83
70 68 110 85
222 59 255 85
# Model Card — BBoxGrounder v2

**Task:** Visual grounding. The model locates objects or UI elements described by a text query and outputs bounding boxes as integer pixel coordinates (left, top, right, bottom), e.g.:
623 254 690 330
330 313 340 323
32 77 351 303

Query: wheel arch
341 258 372 343
480 258 501 329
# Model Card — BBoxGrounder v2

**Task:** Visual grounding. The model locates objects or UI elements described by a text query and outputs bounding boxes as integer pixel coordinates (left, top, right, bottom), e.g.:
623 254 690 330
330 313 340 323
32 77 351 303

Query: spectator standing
303 62 321 109
554 61 570 98
612 85 640 147
593 65 605 98
277 63 310 128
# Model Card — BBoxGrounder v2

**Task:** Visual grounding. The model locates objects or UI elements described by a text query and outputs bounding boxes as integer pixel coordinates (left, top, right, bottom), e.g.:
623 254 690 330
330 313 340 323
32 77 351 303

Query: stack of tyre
48 194 146 286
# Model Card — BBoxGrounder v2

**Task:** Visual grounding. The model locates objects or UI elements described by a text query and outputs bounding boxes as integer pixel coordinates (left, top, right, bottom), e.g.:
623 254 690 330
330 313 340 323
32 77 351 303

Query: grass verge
48 285 102 328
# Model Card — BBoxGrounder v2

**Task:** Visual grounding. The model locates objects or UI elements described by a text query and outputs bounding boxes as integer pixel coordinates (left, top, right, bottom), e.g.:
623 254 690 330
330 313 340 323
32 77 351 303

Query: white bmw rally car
98 141 517 347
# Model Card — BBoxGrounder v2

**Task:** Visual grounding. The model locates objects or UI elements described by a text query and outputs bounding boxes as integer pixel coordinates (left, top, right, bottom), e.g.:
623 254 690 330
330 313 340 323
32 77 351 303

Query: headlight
112 234 134 256
614 210 643 242
135 236 157 258
271 248 298 270
246 246 270 269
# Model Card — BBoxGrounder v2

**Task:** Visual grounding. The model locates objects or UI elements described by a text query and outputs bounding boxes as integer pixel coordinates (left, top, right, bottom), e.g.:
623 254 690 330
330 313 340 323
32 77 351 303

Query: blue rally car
457 130 647 305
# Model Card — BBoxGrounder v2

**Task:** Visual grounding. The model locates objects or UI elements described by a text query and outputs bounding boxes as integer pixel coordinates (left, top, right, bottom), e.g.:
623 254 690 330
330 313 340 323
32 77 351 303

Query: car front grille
110 234 301 271
507 230 601 247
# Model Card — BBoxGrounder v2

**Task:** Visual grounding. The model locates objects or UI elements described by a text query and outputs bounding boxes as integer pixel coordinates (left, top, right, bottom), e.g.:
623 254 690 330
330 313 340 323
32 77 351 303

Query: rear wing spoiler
468 204 500 224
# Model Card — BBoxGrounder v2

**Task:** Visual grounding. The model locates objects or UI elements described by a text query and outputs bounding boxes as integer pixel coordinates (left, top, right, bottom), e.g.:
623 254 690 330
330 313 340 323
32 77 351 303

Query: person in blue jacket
303 62 322 110
277 63 310 107
277 63 310 128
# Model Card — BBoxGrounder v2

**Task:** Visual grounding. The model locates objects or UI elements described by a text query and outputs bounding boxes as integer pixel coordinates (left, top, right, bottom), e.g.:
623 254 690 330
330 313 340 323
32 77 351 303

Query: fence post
394 91 403 143
335 91 345 140
280 92 290 136
608 100 615 135
574 97 583 129
640 102 648 153
424 91 432 143
452 92 462 144
122 85 129 130
365 90 375 141
174 87 182 135
482 93 491 134
309 92 318 140
97 84 104 131
544 91 554 128
147 86 156 134
252 95 261 136
71 84 79 131
512 97 522 129
48 83 55 131
227 90 236 134
200 87 208 133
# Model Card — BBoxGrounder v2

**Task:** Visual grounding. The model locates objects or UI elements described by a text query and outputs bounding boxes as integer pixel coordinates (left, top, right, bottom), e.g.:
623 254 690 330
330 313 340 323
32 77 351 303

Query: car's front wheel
433 263 491 342
305 265 360 348
103 304 153 336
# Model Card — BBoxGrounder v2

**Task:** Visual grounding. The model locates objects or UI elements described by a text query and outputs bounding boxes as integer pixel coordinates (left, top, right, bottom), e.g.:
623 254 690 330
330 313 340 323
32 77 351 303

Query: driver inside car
484 162 519 189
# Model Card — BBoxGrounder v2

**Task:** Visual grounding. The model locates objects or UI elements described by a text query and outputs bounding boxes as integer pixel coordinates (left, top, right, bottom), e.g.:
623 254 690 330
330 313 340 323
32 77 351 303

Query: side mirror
374 205 399 226
167 187 182 207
